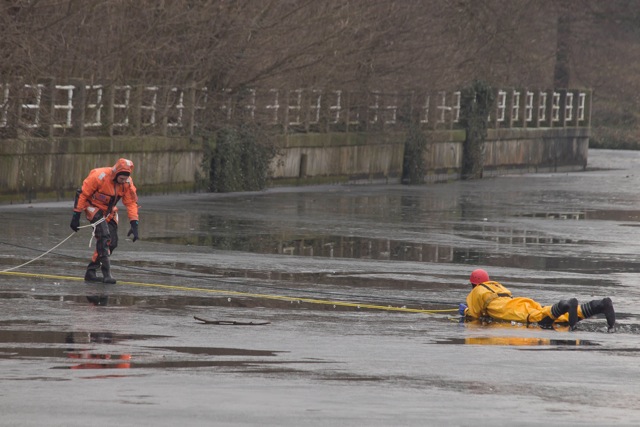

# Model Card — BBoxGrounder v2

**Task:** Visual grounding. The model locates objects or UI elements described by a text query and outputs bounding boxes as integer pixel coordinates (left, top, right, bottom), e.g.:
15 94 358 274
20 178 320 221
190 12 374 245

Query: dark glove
458 303 468 316
70 211 81 232
127 220 139 242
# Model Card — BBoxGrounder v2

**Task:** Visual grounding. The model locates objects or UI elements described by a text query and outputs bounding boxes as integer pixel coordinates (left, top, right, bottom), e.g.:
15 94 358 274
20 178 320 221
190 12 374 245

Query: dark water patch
54 360 326 370
624 319 640 331
316 375 381 382
148 346 282 357
0 347 70 358
122 260 451 293
0 292 32 300
0 319 49 326
144 229 637 278
1 292 261 310
4 377 70 381
116 259 617 308
516 211 587 220
454 222 589 246
584 209 640 222
521 348 640 354
60 288 450 312
516 209 640 223
146 234 464 264
0 330 168 344
0 347 133 362
84 271 461 311
82 293 245 309
468 251 640 276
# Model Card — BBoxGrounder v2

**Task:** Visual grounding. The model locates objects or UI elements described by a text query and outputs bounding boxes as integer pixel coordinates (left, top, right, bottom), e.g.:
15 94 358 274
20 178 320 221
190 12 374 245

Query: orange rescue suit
464 281 575 324
74 158 139 224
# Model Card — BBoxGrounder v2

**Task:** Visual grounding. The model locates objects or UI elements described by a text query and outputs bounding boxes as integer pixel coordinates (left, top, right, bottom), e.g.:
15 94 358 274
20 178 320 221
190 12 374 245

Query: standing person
70 158 140 284
459 269 616 332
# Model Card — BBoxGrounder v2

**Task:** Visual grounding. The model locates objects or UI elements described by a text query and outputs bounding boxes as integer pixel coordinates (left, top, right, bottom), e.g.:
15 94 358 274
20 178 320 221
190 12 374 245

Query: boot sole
603 297 616 330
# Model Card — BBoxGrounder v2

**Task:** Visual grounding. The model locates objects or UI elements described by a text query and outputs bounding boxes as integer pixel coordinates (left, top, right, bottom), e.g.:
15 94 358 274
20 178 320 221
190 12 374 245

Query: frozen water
1 149 640 425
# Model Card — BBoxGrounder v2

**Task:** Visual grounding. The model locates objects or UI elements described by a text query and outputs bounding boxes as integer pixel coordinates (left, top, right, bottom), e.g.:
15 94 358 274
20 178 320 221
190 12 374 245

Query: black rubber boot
580 298 616 332
568 298 579 331
544 299 578 330
602 298 616 331
84 261 102 283
100 257 117 284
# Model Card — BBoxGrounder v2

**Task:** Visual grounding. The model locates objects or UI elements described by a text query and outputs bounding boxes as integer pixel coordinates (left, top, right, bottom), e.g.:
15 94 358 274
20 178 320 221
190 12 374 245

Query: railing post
158 85 169 137
105 83 115 137
559 89 567 128
283 89 289 134
132 84 142 136
345 90 350 134
587 90 593 129
572 90 580 127
4 77 21 138
41 77 55 137
70 78 85 138
185 83 196 137
534 91 540 128
548 90 557 128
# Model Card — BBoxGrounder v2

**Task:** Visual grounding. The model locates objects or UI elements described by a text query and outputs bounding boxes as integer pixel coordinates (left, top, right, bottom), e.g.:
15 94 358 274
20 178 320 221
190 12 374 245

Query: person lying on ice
459 269 616 332
69 158 140 284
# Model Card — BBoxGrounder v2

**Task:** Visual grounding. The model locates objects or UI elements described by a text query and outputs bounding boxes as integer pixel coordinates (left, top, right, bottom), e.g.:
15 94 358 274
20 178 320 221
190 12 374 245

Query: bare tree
0 0 638 144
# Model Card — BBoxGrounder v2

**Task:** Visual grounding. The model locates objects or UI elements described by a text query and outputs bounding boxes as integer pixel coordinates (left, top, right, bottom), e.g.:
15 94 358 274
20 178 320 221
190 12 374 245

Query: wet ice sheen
1 149 640 425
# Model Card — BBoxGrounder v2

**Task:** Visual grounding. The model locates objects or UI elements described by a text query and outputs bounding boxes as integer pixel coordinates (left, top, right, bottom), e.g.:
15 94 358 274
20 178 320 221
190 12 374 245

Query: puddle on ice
0 328 295 371
0 329 166 345
436 337 600 346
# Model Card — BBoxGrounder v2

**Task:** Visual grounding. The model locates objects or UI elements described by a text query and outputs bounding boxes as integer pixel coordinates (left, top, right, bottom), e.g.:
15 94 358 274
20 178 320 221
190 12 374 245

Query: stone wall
269 127 588 185
0 136 203 203
0 127 588 204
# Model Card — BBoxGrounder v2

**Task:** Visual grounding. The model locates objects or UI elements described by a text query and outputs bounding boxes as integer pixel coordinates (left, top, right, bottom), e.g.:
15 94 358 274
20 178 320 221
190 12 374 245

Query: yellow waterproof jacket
464 281 562 324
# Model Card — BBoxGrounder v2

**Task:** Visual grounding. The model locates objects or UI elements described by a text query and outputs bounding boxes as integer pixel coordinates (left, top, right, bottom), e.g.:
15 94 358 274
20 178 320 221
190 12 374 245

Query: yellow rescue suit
464 281 583 324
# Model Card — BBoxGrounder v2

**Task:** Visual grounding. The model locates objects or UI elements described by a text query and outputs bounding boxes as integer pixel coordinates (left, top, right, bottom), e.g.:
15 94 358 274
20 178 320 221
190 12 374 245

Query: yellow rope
0 270 457 314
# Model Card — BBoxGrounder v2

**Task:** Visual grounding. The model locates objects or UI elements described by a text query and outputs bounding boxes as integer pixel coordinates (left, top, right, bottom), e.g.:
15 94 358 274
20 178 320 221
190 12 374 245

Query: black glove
70 211 81 232
127 220 139 242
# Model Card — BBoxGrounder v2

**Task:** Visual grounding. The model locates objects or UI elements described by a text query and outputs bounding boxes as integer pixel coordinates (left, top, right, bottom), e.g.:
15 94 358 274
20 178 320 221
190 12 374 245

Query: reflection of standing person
459 269 616 332
70 158 140 284
65 332 131 369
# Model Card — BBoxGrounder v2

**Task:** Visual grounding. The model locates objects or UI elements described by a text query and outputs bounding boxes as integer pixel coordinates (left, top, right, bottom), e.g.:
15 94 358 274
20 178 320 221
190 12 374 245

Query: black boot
100 257 117 284
602 298 616 331
581 298 616 331
84 261 102 282
568 298 579 331
546 299 579 330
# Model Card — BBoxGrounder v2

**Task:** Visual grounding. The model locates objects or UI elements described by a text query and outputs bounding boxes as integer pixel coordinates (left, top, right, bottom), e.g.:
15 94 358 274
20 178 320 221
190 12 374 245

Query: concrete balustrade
0 80 590 203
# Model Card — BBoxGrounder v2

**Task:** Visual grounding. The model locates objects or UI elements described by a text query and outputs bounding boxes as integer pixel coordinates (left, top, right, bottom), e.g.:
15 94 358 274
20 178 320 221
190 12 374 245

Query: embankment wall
0 127 589 203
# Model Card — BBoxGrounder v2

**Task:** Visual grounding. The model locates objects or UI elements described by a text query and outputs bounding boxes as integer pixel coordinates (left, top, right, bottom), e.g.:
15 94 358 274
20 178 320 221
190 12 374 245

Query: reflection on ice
438 337 599 347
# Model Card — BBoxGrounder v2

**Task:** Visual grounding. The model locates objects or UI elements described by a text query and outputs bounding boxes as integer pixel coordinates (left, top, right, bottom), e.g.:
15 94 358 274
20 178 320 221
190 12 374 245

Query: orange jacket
74 158 139 222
